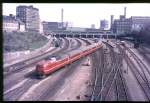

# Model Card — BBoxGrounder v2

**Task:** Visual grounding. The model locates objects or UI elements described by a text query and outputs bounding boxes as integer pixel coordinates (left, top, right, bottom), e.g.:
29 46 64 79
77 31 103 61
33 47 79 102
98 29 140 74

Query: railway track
99 42 123 101
137 45 150 67
19 38 94 101
119 44 150 100
125 46 150 86
4 37 90 101
4 37 71 100
18 38 94 101
4 37 78 77
38 58 85 100
79 38 92 45
90 41 116 101
41 38 98 100
4 38 63 76
90 41 129 101
90 47 104 101
113 63 129 101
101 42 118 101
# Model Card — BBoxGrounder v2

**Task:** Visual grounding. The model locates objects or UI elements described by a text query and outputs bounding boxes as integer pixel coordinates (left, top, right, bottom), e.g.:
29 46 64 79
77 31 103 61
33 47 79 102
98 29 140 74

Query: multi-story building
113 15 132 35
112 15 150 35
3 14 25 32
100 20 109 30
16 5 40 32
42 21 61 33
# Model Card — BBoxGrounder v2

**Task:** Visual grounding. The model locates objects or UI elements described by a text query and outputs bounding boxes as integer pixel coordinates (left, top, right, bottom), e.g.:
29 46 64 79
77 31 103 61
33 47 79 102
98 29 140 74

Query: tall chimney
111 15 114 30
124 7 126 18
61 8 64 28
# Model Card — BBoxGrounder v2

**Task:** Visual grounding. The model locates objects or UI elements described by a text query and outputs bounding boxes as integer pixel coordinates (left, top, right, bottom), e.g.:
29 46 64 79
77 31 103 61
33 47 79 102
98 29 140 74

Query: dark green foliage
130 24 150 45
3 32 48 52
139 24 150 44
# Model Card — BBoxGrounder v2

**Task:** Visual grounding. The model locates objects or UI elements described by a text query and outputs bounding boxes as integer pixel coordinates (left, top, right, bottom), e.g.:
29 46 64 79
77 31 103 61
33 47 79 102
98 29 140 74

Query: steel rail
91 41 122 101
4 37 82 100
119 45 150 101
125 46 150 87
4 38 63 75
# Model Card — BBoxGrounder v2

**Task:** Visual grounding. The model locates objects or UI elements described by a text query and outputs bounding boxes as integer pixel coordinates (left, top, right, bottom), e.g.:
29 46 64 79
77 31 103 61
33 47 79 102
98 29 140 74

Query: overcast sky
2 3 150 28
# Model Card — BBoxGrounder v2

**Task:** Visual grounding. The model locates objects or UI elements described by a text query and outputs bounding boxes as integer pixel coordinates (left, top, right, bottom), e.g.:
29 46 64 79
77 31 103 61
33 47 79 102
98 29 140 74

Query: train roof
59 53 69 59
44 55 61 60
68 43 99 56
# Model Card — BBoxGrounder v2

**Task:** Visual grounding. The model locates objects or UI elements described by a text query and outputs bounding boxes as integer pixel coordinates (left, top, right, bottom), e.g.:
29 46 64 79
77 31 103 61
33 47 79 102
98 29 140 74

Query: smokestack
111 15 114 25
124 7 126 18
111 15 114 30
61 8 64 28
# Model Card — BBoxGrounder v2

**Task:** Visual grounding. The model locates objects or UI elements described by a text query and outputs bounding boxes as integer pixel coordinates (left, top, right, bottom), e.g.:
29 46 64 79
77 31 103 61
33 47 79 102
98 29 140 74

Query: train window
50 57 57 62
120 41 125 43
36 64 43 69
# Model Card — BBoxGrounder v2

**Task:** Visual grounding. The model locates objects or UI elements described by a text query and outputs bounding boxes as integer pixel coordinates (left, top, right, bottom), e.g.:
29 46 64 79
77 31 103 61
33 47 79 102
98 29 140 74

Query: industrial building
100 20 109 30
42 21 69 34
112 15 132 34
42 21 62 34
112 7 150 35
16 5 40 32
112 16 150 35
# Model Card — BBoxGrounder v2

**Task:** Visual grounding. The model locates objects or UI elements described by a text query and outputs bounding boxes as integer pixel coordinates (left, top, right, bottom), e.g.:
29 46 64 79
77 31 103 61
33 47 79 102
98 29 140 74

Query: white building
3 14 25 32
16 5 40 32
39 19 43 34
19 24 25 32
3 21 18 32
17 19 25 32
3 15 19 32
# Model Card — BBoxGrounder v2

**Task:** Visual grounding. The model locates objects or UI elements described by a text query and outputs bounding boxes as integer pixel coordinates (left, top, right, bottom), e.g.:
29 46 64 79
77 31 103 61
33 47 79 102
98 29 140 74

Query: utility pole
106 31 108 41
126 48 128 74
61 8 64 29
115 33 117 43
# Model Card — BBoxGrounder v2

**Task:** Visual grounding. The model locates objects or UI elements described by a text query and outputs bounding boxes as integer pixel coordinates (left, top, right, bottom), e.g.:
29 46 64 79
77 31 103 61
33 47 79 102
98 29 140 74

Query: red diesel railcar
36 43 102 78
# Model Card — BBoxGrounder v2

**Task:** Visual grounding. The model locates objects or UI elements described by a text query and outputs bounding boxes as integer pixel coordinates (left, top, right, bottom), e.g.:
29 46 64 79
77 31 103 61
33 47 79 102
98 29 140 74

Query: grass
3 31 49 52
29 39 49 51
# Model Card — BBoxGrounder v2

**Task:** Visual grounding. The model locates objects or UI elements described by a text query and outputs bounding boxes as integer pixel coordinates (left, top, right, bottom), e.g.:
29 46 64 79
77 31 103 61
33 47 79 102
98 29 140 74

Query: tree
139 23 150 44
130 23 150 44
